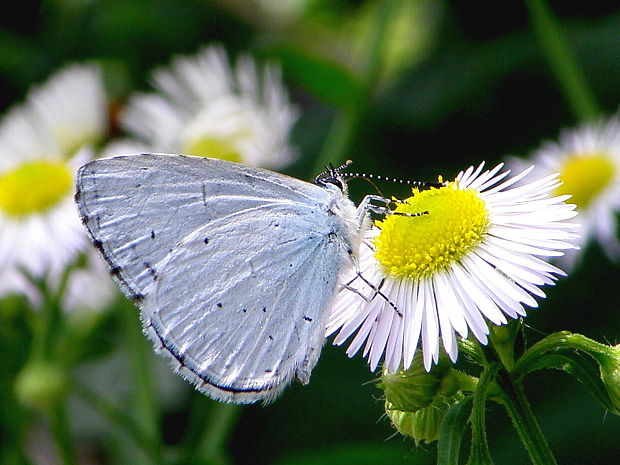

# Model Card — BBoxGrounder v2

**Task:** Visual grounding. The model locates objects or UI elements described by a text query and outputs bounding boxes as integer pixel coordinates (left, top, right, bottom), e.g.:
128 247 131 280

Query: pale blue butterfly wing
75 153 360 403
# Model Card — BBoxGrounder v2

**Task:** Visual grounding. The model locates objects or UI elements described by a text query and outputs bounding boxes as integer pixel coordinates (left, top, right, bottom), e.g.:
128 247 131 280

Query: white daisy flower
517 117 620 269
121 44 298 169
0 148 91 301
0 64 106 164
60 251 117 313
99 138 150 158
0 64 109 304
326 163 578 372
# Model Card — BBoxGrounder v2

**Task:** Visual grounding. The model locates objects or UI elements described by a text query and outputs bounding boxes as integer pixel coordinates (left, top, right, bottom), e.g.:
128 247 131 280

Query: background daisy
121 44 299 169
515 116 620 269
0 64 110 305
327 163 578 372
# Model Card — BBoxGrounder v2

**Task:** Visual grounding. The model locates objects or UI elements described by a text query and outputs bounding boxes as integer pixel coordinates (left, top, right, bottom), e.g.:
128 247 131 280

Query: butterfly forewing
76 154 329 299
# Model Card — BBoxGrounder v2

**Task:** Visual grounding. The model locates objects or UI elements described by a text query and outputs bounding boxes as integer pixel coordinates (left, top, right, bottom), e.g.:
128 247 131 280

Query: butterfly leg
342 243 402 317
356 194 428 227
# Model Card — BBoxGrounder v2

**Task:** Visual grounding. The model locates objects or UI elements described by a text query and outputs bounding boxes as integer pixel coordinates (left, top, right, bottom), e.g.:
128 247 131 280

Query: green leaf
437 396 473 465
269 45 363 110
518 351 618 414
512 331 620 415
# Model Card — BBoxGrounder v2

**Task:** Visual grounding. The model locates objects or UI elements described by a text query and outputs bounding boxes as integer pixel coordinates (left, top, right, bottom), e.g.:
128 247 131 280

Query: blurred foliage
2 1 620 464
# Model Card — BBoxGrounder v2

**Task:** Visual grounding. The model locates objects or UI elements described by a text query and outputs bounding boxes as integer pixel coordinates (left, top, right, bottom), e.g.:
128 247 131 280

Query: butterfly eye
321 177 344 191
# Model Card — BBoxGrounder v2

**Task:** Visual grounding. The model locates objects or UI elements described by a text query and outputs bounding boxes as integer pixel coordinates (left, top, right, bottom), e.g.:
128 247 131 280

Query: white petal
468 163 506 191
420 279 439 371
433 271 468 337
403 281 423 369
467 252 538 307
451 263 507 325
368 300 395 371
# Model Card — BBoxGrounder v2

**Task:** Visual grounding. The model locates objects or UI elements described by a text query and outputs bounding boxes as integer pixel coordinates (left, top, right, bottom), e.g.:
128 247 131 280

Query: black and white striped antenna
315 159 445 189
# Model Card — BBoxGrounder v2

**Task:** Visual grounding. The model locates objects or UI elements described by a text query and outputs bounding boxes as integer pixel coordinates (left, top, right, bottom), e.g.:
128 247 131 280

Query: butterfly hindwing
144 202 346 403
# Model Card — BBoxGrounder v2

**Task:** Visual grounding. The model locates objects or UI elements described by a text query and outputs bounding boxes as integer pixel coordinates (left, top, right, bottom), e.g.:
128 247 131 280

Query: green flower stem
122 306 162 464
22 266 77 465
314 0 402 172
49 400 77 465
26 260 75 362
489 320 521 371
31 281 61 362
467 362 497 465
73 380 159 461
525 0 601 122
496 370 557 465
194 401 242 465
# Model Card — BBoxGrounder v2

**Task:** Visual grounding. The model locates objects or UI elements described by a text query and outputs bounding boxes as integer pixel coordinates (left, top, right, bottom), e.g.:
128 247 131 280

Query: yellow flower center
0 160 73 217
182 136 242 163
555 153 615 210
374 183 490 280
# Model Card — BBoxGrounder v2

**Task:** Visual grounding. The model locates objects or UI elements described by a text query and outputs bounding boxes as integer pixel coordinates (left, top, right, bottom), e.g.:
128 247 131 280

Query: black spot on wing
144 261 157 281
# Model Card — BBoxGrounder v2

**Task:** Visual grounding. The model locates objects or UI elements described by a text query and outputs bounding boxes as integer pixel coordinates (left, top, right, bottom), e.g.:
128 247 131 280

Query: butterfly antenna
341 168 446 189
336 159 353 172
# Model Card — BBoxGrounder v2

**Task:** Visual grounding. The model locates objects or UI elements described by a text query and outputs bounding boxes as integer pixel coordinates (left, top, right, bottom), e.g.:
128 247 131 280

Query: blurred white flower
0 64 106 165
121 44 298 169
61 251 116 313
99 138 150 158
514 117 620 269
0 64 111 306
327 163 578 372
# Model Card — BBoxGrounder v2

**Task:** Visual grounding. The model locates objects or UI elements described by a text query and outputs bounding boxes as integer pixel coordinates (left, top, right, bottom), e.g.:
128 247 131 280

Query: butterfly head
314 160 352 195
